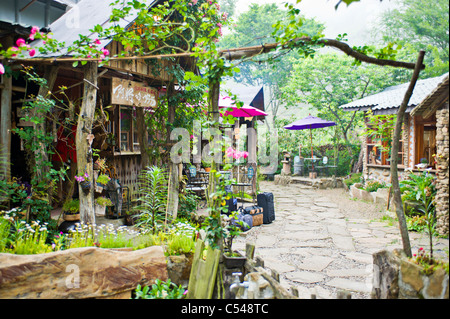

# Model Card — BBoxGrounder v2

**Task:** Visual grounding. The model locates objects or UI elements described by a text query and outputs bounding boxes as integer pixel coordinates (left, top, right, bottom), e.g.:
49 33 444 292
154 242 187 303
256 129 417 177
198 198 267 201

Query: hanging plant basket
80 181 91 191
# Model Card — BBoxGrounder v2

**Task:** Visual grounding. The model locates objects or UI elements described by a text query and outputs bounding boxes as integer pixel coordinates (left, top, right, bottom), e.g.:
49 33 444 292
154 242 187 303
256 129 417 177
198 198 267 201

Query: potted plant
75 172 91 191
222 212 247 268
62 199 80 221
202 160 211 172
94 158 108 172
95 196 113 216
96 174 111 187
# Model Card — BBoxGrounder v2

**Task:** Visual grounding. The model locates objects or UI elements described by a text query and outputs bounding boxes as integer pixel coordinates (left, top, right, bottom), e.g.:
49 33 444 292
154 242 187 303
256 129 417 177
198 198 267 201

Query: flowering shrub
75 172 90 183
411 247 449 275
364 180 386 192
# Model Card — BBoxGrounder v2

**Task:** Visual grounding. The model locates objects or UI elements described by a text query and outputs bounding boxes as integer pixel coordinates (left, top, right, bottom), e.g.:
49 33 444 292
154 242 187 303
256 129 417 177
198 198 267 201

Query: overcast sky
234 0 399 46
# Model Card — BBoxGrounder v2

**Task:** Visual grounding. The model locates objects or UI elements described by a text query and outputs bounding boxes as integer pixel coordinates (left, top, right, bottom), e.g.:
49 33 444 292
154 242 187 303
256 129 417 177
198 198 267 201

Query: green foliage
135 166 168 234
344 173 363 188
374 0 449 79
411 247 449 275
96 174 111 186
364 180 387 193
62 199 80 213
177 190 201 220
400 172 437 214
134 279 186 299
95 196 113 207
165 233 196 256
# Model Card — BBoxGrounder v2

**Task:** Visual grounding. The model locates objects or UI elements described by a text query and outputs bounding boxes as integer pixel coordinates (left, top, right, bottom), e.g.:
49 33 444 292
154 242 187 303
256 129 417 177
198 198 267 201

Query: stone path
233 181 449 299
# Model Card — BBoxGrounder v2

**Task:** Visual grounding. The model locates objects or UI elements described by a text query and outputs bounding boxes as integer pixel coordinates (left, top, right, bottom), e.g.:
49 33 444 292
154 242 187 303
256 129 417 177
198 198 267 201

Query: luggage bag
257 192 275 224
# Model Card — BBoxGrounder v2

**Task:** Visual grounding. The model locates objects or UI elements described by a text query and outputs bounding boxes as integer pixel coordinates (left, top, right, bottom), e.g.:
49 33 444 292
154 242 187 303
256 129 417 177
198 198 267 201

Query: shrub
344 173 362 187
364 180 386 192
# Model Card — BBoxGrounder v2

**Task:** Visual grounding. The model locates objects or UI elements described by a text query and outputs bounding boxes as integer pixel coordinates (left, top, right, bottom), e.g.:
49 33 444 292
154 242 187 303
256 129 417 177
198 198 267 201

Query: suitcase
257 192 275 224
232 211 252 231
251 212 263 226
243 205 263 215
241 205 264 227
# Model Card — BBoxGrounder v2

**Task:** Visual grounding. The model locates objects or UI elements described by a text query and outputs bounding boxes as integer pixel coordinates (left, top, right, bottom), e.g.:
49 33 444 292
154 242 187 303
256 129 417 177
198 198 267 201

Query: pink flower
30 26 39 34
94 38 101 45
16 38 26 47
191 0 198 4
226 147 235 157
242 152 249 159
28 49 36 57
29 33 35 41
0 63 5 75
101 48 109 56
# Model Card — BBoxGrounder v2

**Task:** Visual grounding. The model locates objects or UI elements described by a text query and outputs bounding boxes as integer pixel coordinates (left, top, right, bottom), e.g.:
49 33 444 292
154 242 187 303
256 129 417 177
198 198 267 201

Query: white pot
95 204 106 216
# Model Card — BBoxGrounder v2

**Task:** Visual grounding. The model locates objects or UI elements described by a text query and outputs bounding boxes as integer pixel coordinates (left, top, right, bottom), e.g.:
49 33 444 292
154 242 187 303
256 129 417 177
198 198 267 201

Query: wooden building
340 73 449 183
1 0 195 216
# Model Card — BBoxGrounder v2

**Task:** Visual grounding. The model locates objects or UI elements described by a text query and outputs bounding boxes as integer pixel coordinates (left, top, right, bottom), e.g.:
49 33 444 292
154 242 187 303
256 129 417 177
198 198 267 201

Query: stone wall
435 102 449 236
372 249 449 299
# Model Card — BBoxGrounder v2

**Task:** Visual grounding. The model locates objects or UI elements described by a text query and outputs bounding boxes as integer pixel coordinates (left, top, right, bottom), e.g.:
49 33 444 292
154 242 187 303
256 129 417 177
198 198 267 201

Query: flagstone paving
233 181 449 299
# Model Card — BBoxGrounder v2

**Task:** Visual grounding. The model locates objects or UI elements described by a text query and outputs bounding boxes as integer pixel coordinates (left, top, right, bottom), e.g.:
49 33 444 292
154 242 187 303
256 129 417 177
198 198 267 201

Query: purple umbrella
283 115 336 165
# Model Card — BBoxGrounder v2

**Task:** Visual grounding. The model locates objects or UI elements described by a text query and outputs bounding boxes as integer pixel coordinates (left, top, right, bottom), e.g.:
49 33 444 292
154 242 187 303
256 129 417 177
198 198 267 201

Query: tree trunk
390 50 425 258
76 62 98 225
207 80 220 210
165 83 179 221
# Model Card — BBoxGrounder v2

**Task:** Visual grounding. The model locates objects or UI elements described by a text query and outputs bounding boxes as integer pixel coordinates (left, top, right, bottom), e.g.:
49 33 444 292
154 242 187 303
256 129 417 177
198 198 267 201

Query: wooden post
136 107 149 169
0 60 12 199
76 62 98 225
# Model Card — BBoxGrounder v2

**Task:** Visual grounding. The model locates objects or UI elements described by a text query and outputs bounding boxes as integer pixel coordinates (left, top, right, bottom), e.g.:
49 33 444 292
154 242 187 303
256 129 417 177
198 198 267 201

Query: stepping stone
326 268 370 277
341 251 373 264
296 255 334 272
332 235 355 251
280 231 329 241
255 235 277 247
327 225 350 236
285 271 325 284
326 278 372 294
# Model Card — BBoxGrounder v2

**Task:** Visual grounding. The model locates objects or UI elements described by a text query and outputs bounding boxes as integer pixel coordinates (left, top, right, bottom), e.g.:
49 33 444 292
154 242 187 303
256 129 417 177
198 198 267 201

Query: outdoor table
303 157 321 173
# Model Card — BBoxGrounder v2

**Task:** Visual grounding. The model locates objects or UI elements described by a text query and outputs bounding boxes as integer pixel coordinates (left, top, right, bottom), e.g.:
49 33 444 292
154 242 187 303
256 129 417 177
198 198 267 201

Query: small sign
111 78 158 107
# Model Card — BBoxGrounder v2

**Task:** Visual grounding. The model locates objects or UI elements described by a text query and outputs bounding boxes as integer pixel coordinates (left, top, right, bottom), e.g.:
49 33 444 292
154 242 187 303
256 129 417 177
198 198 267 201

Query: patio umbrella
219 95 268 118
283 115 336 168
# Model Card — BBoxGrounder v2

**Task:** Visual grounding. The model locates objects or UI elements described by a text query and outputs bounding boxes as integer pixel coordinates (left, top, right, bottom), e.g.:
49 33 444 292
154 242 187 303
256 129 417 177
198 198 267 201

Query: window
110 106 141 154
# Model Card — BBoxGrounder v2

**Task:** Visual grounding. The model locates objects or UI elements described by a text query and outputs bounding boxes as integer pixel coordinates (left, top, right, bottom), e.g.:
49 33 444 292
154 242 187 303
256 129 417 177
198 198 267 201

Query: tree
373 0 449 79
280 52 402 170
218 3 325 129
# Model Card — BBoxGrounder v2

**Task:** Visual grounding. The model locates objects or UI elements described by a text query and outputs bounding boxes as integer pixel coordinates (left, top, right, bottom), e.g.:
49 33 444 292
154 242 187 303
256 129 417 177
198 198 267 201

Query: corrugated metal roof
411 74 449 117
30 0 157 57
340 73 449 113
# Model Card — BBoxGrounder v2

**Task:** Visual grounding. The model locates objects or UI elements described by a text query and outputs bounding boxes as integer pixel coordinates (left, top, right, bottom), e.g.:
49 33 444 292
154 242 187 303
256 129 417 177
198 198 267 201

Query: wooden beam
76 61 98 225
1 62 12 187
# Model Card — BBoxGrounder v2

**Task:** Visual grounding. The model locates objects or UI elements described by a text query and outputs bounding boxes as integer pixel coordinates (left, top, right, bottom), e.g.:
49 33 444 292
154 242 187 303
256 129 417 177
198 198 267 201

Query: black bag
224 194 237 215
257 192 275 224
